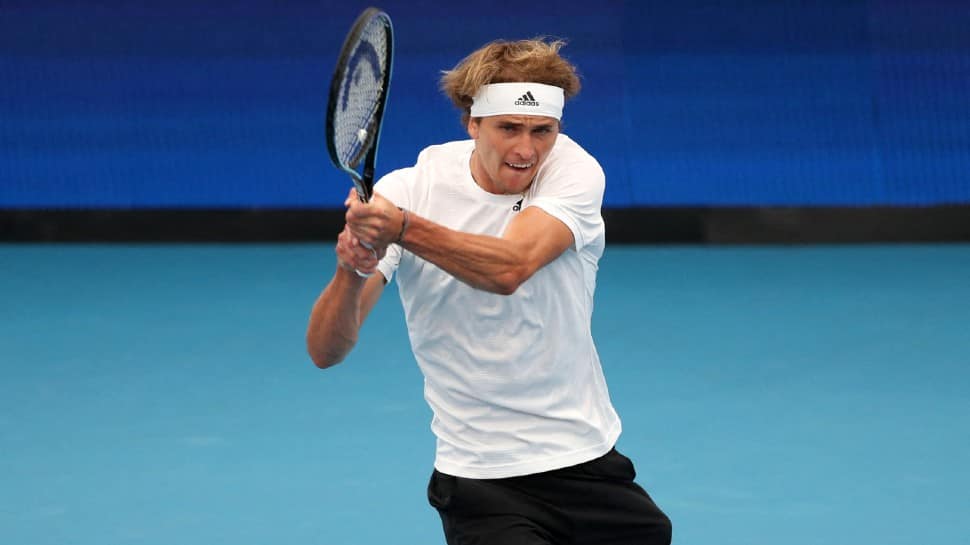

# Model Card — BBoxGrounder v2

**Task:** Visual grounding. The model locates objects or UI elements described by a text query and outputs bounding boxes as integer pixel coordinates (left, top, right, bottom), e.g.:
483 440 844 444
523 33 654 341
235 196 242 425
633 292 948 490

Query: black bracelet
395 207 410 243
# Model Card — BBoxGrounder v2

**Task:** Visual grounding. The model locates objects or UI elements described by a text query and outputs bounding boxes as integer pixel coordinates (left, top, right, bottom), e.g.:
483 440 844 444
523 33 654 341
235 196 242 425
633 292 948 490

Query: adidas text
515 91 539 107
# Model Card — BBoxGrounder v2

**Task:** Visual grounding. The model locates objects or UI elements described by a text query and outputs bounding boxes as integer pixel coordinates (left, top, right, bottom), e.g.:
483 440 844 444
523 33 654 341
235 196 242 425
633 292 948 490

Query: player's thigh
428 470 562 545
564 450 672 545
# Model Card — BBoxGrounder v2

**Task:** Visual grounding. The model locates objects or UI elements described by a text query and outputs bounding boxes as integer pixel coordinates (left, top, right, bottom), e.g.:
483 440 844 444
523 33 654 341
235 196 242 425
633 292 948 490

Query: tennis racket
326 7 394 203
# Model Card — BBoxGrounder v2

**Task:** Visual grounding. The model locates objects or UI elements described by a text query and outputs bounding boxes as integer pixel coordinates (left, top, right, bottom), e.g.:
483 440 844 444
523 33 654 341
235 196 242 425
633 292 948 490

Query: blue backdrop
1 0 968 208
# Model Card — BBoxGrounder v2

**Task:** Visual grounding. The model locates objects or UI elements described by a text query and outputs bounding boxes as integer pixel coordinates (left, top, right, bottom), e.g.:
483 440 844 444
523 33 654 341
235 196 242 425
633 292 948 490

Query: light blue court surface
2 243 968 545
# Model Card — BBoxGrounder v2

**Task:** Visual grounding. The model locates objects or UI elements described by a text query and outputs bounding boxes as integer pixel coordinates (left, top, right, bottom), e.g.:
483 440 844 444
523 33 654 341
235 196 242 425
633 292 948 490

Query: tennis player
307 38 672 545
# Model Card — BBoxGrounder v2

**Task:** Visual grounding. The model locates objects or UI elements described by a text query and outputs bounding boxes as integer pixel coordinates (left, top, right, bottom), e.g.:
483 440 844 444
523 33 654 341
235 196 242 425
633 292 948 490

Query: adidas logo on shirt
514 91 539 107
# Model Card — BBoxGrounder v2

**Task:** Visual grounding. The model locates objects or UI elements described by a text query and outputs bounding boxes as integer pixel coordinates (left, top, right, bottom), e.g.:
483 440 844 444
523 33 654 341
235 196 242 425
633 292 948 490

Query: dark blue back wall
1 0 968 208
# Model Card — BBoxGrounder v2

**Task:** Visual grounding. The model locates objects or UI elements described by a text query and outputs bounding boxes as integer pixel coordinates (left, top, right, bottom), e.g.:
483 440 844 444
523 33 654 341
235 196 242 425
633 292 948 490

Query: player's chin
502 165 535 184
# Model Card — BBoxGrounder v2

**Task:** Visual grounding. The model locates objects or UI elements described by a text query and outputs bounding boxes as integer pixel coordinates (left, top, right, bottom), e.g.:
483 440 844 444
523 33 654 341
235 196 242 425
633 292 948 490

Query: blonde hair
440 38 581 126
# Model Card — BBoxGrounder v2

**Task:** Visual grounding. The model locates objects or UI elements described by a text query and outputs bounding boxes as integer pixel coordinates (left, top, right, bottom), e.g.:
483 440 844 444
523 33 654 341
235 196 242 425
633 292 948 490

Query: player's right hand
335 225 384 276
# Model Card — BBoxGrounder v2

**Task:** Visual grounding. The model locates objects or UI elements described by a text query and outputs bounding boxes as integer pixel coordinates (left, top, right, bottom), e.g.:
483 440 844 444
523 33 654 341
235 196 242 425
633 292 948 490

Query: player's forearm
306 267 368 368
399 213 532 295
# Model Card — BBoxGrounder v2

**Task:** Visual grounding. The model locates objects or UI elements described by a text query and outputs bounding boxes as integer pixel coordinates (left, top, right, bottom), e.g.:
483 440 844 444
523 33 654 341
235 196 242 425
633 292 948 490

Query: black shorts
427 448 672 545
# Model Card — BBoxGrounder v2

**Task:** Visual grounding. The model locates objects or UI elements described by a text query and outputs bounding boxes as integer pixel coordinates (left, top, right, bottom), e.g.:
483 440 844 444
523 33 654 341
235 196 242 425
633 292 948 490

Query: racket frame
325 7 394 203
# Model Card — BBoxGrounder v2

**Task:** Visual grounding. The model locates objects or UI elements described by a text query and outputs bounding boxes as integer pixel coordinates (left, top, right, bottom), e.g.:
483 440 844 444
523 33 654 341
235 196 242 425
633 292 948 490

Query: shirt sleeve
526 153 606 252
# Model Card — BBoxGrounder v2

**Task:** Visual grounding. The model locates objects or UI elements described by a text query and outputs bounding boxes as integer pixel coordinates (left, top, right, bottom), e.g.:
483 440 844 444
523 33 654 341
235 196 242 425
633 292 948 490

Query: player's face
467 115 559 195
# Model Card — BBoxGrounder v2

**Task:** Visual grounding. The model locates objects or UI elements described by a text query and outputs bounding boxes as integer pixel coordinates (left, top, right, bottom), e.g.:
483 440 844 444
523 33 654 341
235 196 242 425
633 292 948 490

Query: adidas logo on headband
514 91 539 107
470 83 564 120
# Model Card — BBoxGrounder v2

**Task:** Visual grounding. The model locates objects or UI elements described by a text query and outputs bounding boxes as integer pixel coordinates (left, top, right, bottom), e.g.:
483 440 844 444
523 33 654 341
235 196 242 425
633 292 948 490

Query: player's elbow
306 320 359 368
491 266 532 296
308 348 344 369
306 338 352 369
310 353 344 369
492 280 519 296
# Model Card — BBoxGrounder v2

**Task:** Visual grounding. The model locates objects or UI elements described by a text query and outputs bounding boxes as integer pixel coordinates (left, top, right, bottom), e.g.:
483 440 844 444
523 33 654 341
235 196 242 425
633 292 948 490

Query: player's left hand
345 189 405 250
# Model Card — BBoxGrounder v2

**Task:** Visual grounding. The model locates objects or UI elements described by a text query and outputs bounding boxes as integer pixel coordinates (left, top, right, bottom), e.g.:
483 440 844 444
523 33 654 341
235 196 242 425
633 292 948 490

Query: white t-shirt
374 134 621 479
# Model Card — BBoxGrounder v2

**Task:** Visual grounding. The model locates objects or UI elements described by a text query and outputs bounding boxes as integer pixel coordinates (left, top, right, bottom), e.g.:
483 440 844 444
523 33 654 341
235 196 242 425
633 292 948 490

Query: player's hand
335 225 383 276
345 189 405 250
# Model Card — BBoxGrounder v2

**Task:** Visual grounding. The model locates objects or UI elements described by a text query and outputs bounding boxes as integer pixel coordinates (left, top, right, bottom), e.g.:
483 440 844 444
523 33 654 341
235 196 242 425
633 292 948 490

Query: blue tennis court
2 243 967 545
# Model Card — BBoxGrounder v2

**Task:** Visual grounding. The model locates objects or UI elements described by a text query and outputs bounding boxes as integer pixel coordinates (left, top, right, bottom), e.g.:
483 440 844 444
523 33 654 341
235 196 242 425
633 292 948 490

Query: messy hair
440 38 581 126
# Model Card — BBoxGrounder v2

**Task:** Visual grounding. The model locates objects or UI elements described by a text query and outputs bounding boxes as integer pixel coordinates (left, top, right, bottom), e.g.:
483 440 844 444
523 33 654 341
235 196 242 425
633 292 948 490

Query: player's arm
306 228 387 368
402 207 571 294
348 195 573 295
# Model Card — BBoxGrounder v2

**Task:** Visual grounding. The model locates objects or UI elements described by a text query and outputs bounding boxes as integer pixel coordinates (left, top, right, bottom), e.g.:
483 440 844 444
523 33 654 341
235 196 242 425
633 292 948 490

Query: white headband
469 82 565 120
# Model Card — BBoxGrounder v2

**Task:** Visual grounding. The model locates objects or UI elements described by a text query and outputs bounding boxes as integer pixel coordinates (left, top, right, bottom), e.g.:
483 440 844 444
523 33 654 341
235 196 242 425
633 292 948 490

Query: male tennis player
307 39 672 545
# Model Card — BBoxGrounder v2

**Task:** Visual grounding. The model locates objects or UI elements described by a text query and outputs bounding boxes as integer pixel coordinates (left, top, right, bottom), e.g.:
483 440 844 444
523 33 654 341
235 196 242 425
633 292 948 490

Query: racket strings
333 18 390 168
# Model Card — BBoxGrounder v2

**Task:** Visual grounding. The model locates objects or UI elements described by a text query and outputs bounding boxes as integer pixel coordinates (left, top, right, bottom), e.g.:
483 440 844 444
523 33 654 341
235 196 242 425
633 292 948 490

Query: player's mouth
505 161 534 170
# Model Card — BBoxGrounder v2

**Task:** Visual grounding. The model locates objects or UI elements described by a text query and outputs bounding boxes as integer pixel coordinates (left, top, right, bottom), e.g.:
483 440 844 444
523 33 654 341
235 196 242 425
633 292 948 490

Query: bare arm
306 228 387 368
347 193 574 295
400 207 571 294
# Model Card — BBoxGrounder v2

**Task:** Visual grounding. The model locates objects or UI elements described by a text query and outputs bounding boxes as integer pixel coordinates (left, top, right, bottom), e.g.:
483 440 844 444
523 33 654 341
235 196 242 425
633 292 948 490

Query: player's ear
467 117 480 139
